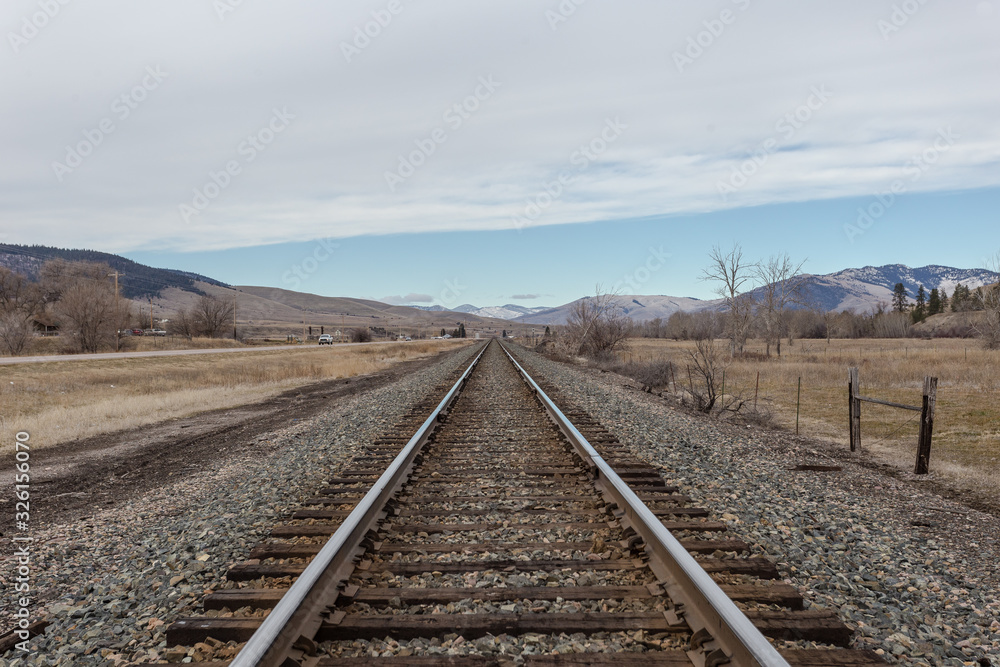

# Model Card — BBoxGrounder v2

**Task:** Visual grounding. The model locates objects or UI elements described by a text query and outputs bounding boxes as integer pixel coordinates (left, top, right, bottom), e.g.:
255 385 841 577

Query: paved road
0 340 406 365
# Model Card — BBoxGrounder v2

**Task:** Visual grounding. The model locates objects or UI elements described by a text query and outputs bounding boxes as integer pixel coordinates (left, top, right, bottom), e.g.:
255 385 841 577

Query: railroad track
156 339 883 666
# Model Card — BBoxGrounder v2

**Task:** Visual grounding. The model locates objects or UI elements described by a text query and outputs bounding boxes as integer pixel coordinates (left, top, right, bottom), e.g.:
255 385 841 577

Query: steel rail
231 342 489 667
499 341 790 667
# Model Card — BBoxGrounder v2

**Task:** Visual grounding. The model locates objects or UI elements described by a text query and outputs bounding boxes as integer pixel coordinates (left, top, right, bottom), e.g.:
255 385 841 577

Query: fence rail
847 367 938 474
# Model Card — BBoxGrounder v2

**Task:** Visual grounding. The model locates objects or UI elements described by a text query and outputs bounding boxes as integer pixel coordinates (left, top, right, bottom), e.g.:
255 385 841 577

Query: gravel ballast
0 343 481 666
4 339 997 665
508 345 999 666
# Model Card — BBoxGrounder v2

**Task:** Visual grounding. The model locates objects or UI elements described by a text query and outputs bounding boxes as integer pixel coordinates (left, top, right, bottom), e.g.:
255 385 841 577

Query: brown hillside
911 310 983 337
140 282 512 338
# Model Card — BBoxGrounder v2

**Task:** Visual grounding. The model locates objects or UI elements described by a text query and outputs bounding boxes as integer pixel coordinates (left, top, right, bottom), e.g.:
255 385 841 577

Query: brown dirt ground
0 349 451 534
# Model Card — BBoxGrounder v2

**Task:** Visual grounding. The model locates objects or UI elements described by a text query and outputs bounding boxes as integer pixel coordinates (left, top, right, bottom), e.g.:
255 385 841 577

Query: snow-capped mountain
517 295 712 325
514 264 998 325
798 264 999 312
410 305 452 312
410 303 551 320
453 304 551 320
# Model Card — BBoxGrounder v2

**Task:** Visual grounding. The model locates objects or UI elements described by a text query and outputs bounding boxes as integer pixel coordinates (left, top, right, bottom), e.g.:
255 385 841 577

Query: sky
2 1 999 305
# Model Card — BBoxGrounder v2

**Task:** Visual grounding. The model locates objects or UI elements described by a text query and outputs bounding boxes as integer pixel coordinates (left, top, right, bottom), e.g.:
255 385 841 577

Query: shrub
349 327 372 343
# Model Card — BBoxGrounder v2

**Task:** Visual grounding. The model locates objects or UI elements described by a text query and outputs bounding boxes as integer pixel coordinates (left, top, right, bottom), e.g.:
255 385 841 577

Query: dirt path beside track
0 347 453 532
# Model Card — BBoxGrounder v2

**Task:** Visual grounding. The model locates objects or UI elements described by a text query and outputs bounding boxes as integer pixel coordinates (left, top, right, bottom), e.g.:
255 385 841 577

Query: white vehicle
318 334 334 345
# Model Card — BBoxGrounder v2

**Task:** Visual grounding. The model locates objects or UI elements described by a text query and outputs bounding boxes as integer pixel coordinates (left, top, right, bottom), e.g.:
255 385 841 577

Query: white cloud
2 1 998 250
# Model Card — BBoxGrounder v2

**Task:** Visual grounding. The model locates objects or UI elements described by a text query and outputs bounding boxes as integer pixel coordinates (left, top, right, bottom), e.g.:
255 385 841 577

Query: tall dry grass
627 337 1000 498
0 340 468 453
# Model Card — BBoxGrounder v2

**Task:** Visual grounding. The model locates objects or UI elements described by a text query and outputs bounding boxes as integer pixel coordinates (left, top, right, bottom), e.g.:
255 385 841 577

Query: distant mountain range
413 303 550 319
2 244 994 329
454 304 551 320
798 264 999 312
513 264 999 325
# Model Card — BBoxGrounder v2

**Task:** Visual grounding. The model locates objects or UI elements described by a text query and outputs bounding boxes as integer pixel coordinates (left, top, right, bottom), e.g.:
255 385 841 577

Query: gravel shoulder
0 343 481 665
508 345 999 666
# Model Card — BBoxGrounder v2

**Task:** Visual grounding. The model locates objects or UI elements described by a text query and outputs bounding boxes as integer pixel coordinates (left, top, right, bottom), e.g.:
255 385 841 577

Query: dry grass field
626 337 1000 499
0 339 469 454
22 335 269 356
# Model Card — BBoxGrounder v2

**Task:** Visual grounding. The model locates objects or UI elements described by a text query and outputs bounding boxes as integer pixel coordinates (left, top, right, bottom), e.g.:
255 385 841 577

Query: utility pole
149 297 153 330
108 271 123 352
233 293 238 340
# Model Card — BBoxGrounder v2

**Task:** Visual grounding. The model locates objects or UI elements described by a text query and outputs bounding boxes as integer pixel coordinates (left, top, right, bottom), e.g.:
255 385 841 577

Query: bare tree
172 307 196 339
192 294 235 338
565 285 632 359
702 244 756 355
976 252 1000 349
682 337 723 412
0 311 34 355
41 260 118 353
755 253 808 356
0 267 46 355
872 310 912 338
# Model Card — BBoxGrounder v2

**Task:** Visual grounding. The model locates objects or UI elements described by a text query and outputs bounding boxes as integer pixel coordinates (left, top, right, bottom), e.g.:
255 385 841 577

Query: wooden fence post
796 376 802 435
848 367 861 452
914 376 938 474
754 371 759 410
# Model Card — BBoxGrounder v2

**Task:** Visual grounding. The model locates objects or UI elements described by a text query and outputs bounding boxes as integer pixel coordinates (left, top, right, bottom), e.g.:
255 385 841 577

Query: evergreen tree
912 285 927 323
927 288 942 315
891 282 909 313
440 328 446 337
544 326 551 337
501 329 507 338
951 283 972 311
939 287 948 312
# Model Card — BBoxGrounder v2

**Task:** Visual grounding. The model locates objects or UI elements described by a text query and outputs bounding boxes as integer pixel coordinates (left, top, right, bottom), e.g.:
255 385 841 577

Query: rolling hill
148 283 514 338
0 243 226 299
